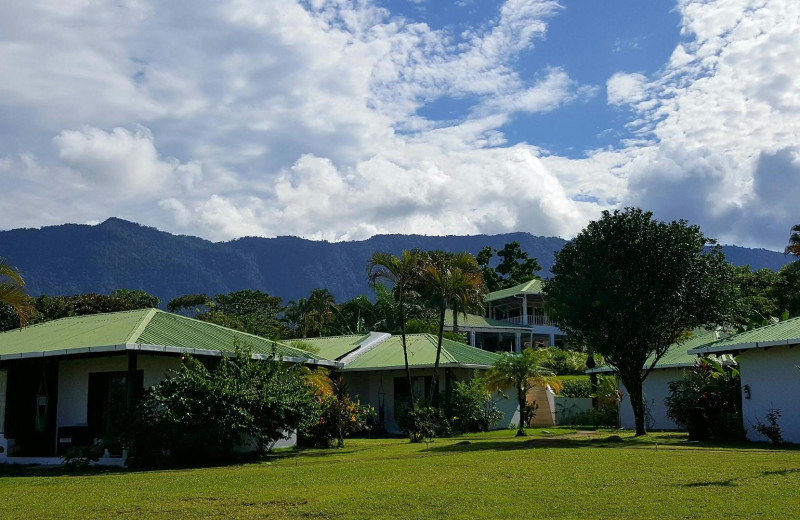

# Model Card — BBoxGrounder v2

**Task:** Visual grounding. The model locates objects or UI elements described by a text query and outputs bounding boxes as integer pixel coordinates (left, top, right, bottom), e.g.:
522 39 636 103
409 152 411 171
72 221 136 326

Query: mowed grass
2 429 800 519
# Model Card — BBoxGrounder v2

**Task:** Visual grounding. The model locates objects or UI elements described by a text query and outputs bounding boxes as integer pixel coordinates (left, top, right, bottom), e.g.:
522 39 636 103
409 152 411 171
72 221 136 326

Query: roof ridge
126 308 158 343
300 333 370 340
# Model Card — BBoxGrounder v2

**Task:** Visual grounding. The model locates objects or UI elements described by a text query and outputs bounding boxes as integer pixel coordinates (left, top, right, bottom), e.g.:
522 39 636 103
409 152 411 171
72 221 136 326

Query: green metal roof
587 328 734 374
485 279 543 303
688 317 800 355
0 309 330 364
343 333 500 371
293 334 372 360
443 309 527 331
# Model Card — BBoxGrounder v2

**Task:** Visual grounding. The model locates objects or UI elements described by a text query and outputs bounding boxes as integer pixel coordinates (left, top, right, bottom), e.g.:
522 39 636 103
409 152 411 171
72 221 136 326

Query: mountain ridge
0 218 791 305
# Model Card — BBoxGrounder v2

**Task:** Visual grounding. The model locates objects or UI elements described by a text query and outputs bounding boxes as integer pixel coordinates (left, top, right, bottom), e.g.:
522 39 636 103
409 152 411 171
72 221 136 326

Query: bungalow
688 317 800 443
587 329 734 430
0 309 335 465
300 333 521 432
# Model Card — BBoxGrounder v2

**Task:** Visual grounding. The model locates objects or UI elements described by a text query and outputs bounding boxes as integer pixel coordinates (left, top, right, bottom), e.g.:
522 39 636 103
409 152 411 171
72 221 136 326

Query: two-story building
445 279 568 352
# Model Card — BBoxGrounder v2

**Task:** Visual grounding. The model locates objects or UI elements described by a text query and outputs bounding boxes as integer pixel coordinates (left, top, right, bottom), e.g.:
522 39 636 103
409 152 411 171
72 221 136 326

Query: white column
522 295 528 326
549 333 555 347
470 331 476 347
515 333 521 353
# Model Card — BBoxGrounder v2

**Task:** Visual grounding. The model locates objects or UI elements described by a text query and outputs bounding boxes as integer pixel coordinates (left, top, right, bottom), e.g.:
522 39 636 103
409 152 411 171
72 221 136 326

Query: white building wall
56 354 182 431
738 346 800 443
618 369 684 430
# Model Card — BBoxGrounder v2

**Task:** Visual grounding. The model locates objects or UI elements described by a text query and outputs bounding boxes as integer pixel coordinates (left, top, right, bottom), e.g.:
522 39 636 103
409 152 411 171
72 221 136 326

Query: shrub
449 375 504 433
126 345 318 466
396 402 450 441
539 348 590 375
301 376 375 448
61 444 105 469
665 358 744 441
558 378 592 398
754 408 784 445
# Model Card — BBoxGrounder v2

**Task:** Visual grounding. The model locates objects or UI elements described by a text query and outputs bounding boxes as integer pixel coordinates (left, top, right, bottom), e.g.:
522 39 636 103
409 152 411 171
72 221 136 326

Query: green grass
2 429 800 519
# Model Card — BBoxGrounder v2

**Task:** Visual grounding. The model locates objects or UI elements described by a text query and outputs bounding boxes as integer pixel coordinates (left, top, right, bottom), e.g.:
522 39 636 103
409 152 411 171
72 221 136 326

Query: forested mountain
0 218 792 305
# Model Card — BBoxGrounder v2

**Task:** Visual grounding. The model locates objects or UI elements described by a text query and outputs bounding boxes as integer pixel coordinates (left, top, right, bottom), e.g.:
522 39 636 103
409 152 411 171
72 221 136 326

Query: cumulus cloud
606 72 647 106
1 0 799 252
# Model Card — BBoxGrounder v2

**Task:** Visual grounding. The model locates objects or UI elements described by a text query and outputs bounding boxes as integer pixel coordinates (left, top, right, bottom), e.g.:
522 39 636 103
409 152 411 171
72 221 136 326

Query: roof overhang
688 338 800 356
0 343 341 367
342 362 493 372
444 324 531 334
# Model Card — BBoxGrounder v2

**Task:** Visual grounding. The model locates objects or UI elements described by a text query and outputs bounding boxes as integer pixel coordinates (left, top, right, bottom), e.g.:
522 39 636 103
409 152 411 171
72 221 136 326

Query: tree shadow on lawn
425 433 620 454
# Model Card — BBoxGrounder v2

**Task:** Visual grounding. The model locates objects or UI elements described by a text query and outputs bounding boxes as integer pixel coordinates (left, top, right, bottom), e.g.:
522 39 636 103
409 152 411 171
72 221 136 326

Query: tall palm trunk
429 300 447 406
399 292 414 408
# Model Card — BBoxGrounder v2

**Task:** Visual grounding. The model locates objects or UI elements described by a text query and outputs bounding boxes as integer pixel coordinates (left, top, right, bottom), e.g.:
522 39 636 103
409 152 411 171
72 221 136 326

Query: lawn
2 429 800 519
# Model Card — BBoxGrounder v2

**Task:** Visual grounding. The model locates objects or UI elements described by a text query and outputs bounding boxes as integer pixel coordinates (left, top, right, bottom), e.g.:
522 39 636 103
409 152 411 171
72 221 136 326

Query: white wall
618 369 684 431
739 346 800 443
343 368 518 433
56 354 182 431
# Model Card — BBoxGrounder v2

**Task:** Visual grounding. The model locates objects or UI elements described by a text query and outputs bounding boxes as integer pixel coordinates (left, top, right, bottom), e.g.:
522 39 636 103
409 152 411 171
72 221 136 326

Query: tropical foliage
665 358 744 441
544 208 738 436
450 375 504 433
485 349 560 436
786 224 800 258
0 257 33 328
303 375 375 448
126 345 318 466
476 241 542 292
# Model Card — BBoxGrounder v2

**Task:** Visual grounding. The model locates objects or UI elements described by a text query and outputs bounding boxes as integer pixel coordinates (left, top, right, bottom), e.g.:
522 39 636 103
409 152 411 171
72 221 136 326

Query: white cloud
606 72 648 106
1 0 799 252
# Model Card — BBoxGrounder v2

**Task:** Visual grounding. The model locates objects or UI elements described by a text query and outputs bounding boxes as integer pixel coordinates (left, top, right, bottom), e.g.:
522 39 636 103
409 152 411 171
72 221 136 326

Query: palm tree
420 251 485 404
0 257 33 328
367 250 423 411
285 298 311 338
786 224 800 259
485 349 561 437
306 289 336 337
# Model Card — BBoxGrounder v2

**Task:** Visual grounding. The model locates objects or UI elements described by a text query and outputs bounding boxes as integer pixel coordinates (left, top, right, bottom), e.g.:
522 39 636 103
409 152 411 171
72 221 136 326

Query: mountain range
0 218 792 305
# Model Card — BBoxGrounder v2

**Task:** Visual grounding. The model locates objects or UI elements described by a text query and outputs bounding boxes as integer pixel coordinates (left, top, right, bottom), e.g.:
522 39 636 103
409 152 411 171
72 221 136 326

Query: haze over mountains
0 218 792 306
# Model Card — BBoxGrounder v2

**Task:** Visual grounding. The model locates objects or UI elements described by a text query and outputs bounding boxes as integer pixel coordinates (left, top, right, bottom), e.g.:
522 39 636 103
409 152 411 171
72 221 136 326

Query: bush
301 376 375 448
126 345 318 467
539 348 590 375
665 358 744 441
558 378 592 398
396 401 451 442
61 444 105 469
754 408 783 445
449 375 504 433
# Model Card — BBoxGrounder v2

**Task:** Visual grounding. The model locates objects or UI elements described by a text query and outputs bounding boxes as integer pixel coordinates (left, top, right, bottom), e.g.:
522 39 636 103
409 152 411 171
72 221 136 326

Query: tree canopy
476 241 541 292
543 208 737 436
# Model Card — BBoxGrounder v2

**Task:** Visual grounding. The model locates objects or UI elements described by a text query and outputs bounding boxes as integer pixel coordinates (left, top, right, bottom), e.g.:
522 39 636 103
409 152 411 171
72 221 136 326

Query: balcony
501 314 552 327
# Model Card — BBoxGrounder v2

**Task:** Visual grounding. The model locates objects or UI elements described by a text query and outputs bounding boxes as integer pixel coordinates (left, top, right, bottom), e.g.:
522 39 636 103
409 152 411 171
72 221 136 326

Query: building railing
502 314 552 326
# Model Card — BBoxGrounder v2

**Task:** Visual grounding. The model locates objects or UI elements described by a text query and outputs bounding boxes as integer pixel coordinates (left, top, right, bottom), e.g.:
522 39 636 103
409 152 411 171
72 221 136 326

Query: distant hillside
0 218 792 305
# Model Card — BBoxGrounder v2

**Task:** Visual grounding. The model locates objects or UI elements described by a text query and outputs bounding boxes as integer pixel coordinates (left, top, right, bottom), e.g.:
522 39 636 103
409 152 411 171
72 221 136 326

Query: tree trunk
452 301 459 334
624 376 646 436
399 293 417 440
517 386 527 437
586 351 598 409
429 302 447 406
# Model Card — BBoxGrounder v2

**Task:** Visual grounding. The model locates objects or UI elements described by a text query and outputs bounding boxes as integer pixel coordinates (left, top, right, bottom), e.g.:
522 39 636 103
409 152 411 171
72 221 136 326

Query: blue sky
0 0 798 250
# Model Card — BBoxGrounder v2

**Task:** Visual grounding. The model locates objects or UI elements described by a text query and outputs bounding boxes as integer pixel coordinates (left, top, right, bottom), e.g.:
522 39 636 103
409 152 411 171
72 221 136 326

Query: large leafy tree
485 350 560 437
0 257 33 328
476 241 542 292
786 224 800 258
368 250 424 410
543 208 737 436
110 289 161 309
419 250 484 403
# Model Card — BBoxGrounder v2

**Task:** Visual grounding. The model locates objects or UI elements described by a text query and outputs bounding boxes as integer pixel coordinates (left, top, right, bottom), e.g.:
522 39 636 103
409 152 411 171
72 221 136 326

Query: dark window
87 370 143 440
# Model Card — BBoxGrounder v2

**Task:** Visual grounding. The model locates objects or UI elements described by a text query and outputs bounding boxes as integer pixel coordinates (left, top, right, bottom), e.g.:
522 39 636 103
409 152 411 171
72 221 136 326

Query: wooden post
126 351 137 413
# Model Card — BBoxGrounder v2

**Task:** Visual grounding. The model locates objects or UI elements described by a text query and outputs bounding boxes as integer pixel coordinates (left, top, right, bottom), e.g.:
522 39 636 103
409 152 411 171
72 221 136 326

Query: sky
0 0 798 251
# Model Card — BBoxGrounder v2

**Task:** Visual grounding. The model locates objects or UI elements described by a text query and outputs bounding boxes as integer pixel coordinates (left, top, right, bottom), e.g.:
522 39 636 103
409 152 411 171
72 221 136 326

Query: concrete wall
56 354 182 431
618 369 684 430
739 346 800 443
554 397 592 425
